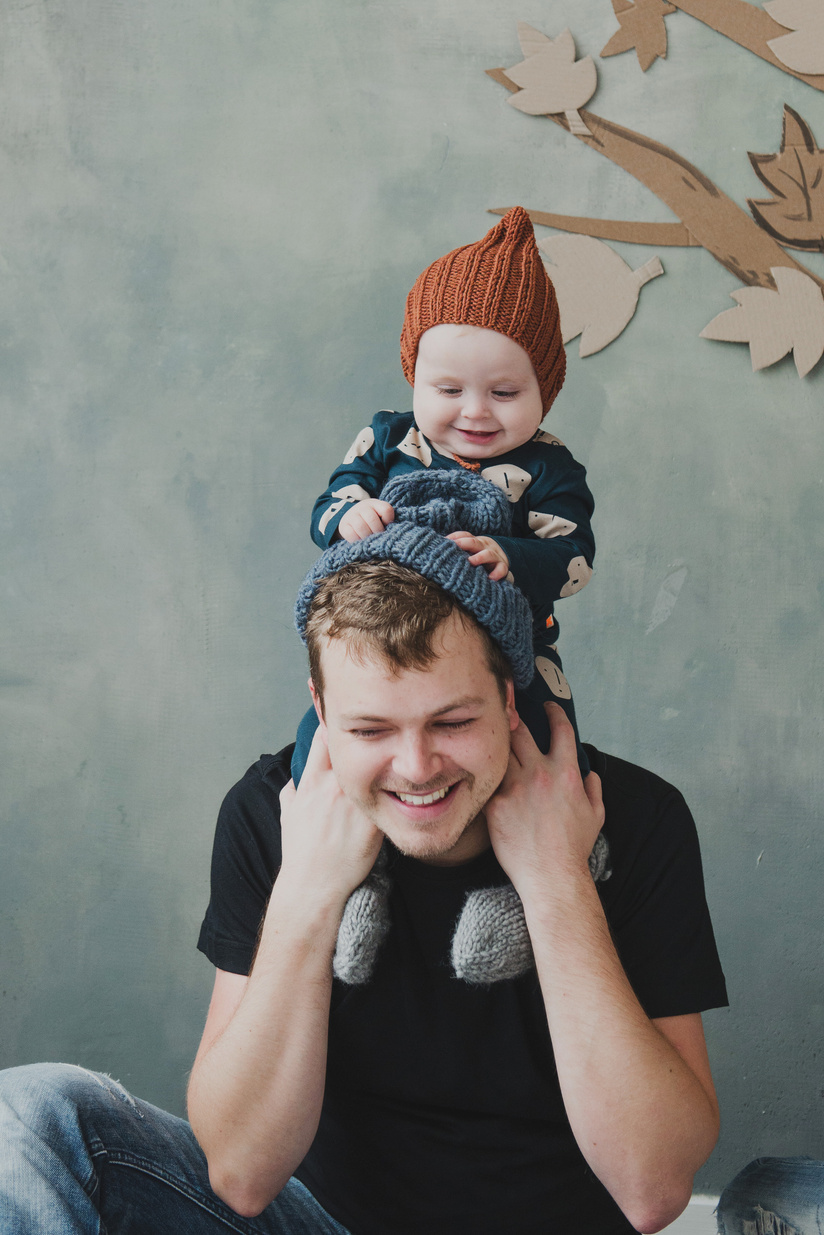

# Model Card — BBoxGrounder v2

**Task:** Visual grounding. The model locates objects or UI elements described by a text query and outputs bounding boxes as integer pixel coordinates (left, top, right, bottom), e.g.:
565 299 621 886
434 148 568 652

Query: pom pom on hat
400 207 566 414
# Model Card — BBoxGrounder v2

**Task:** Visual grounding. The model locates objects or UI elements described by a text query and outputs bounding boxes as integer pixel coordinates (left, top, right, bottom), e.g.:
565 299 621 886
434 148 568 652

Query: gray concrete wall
1 0 821 1190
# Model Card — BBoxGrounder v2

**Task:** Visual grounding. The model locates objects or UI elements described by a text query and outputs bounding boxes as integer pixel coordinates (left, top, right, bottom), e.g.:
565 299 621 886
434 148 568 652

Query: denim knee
717 1157 824 1235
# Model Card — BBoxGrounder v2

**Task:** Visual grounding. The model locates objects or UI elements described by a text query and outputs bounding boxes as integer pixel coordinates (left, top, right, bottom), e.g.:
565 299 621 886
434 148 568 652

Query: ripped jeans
717 1158 824 1235
0 1063 351 1235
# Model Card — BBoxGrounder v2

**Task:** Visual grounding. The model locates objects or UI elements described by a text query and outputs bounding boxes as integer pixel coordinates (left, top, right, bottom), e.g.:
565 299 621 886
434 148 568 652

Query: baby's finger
446 530 478 550
373 501 395 525
466 548 505 580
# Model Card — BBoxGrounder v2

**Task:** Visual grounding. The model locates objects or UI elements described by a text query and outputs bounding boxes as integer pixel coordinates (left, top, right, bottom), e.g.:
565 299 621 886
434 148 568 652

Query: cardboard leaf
601 0 677 71
506 27 597 115
700 266 824 376
517 21 553 59
539 234 664 356
748 105 824 251
765 0 824 73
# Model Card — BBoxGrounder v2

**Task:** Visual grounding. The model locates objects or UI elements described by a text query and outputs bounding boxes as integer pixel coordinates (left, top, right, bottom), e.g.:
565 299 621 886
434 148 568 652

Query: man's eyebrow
339 696 488 724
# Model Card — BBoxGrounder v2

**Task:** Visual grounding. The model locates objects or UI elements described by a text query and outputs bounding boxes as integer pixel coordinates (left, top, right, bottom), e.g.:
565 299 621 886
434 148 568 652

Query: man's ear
309 679 328 743
505 679 519 732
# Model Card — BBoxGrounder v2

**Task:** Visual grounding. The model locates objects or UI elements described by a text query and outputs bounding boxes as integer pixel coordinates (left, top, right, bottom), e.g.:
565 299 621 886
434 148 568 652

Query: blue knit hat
294 469 535 689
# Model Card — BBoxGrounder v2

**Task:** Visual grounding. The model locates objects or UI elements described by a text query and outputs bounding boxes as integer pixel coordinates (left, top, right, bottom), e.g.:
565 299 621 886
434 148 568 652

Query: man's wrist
261 874 348 948
515 858 599 926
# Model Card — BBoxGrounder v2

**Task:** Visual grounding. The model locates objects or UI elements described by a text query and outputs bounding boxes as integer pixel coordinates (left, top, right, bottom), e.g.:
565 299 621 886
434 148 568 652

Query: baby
293 206 594 783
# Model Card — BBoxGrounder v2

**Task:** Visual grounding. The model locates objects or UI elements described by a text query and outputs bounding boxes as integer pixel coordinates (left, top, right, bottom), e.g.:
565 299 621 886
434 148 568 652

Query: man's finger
508 715 539 768
583 771 606 827
301 724 332 776
544 701 579 762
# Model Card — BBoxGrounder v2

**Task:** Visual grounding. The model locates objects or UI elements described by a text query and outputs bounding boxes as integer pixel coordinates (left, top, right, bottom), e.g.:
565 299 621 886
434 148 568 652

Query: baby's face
412 324 544 460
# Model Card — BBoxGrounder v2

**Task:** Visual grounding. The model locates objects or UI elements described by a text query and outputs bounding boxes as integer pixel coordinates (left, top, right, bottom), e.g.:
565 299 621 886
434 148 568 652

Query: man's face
311 612 518 864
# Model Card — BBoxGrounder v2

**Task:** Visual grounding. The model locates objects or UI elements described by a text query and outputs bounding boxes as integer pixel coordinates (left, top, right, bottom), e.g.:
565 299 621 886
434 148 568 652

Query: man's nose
392 732 442 785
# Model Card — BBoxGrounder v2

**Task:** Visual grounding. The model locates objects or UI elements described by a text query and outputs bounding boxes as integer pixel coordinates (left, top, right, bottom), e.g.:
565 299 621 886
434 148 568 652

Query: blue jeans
717 1157 824 1235
0 1063 351 1234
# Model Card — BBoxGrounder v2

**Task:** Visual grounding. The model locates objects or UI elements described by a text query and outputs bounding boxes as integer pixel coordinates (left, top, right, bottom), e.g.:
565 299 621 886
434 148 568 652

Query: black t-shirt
198 744 727 1235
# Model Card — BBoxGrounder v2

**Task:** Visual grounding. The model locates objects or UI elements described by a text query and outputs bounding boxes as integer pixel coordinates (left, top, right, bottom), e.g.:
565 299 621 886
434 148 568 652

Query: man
0 556 726 1235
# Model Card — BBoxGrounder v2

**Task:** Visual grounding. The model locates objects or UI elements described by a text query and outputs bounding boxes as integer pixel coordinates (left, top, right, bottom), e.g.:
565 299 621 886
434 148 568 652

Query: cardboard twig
668 0 824 91
488 207 698 246
487 65 824 293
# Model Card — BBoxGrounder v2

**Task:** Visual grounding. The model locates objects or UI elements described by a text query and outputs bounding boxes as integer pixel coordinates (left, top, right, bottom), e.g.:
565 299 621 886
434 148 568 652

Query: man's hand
446 530 510 581
485 702 603 899
279 729 383 908
338 499 395 542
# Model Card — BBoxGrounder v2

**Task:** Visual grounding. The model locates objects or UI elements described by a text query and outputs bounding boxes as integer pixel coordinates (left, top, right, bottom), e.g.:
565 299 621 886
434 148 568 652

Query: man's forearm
522 868 719 1234
187 883 343 1218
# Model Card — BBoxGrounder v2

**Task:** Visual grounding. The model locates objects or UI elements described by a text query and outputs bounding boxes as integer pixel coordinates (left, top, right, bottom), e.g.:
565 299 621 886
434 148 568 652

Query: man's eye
350 728 386 739
436 719 474 730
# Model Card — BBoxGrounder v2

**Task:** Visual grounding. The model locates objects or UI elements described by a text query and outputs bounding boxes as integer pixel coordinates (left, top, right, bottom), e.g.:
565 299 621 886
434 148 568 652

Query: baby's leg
515 640 590 776
291 706 319 785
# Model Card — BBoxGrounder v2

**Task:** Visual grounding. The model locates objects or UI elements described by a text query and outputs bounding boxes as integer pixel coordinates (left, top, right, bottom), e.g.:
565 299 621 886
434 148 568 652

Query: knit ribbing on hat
294 474 534 690
400 207 566 413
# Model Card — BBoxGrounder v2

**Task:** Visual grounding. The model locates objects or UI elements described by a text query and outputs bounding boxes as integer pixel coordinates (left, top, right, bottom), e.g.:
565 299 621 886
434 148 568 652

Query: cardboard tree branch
539 234 665 355
667 0 824 89
601 0 678 71
748 105 824 251
487 64 824 294
700 266 824 375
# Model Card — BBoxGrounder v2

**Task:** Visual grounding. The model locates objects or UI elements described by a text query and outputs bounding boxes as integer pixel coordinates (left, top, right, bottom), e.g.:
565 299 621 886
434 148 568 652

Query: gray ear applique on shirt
333 833 611 987
332 844 392 985
451 831 612 986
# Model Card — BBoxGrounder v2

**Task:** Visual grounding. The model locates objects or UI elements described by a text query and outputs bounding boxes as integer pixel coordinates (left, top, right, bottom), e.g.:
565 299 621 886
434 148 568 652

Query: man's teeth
396 786 450 806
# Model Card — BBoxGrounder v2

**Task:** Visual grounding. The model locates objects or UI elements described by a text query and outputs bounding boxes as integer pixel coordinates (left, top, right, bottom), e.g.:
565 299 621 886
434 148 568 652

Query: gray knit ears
333 836 612 987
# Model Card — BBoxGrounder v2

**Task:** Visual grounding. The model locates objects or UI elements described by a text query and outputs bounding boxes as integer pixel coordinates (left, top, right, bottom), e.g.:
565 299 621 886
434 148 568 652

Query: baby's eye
492 389 518 399
437 386 462 396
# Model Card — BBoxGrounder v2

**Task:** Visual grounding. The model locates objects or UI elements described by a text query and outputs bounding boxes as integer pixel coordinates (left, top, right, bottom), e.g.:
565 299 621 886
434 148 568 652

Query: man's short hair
306 561 513 711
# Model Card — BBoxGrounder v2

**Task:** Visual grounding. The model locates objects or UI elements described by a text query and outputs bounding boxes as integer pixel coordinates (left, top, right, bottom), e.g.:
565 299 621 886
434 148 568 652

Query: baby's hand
447 531 510 581
338 499 395 542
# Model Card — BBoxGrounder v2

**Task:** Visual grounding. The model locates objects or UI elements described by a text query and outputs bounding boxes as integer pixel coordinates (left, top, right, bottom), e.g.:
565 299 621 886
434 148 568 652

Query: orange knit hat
400 207 566 413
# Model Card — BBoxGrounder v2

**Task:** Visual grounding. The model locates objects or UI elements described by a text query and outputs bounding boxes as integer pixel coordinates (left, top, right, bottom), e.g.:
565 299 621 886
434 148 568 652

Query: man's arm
187 736 382 1219
485 705 720 1235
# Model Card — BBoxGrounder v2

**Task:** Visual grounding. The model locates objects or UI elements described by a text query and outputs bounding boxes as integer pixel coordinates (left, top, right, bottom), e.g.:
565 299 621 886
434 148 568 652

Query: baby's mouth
456 428 499 442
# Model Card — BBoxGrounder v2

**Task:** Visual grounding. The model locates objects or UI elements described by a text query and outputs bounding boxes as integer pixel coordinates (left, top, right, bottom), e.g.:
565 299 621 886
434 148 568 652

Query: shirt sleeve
311 412 398 549
593 748 728 1020
491 444 596 616
196 749 292 975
